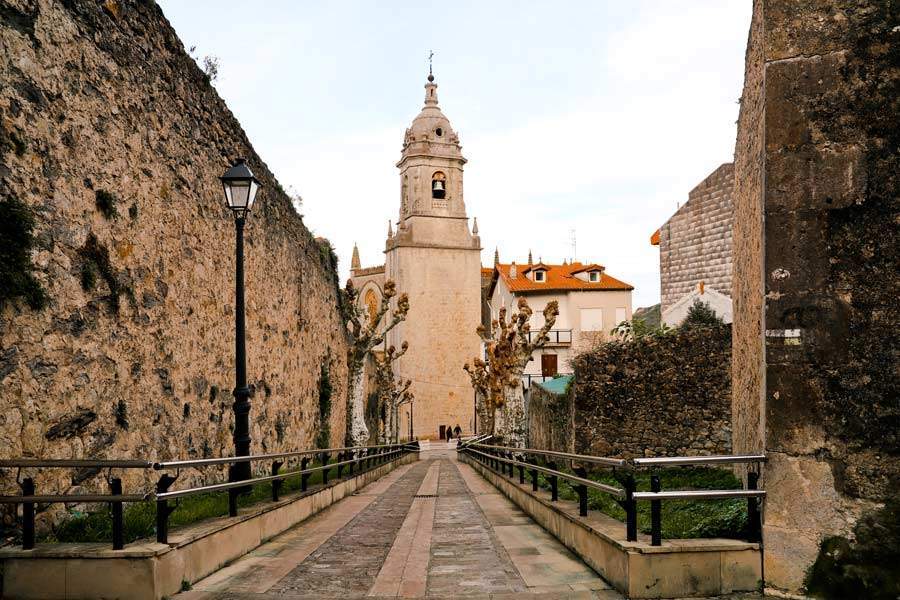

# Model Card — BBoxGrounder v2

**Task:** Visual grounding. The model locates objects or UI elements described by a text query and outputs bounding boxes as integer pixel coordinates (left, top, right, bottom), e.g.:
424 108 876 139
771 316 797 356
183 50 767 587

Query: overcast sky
159 1 751 309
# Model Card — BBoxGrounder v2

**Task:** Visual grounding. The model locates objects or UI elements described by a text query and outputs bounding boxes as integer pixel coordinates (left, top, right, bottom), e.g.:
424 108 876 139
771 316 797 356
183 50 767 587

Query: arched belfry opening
431 171 446 199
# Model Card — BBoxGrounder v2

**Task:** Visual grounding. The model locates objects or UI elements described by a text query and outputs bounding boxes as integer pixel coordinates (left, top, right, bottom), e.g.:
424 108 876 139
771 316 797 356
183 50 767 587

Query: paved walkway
176 448 620 599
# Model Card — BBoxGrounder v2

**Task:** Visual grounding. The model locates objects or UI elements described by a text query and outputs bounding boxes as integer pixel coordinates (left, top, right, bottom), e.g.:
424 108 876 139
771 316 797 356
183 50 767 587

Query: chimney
509 261 517 279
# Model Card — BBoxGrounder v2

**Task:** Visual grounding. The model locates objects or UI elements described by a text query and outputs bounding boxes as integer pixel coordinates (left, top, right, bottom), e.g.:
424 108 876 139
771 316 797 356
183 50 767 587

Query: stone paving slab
177 452 620 599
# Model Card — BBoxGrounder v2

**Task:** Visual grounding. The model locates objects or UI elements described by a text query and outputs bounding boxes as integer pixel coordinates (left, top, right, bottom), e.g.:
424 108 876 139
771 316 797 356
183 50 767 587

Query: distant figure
445 424 452 441
454 425 462 439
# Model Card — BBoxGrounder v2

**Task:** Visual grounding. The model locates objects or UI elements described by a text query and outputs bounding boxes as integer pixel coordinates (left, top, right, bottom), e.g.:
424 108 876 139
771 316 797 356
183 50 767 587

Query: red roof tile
491 262 633 294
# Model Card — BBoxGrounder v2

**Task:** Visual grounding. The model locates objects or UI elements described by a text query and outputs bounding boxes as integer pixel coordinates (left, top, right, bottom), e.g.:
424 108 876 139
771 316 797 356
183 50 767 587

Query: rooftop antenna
569 228 577 263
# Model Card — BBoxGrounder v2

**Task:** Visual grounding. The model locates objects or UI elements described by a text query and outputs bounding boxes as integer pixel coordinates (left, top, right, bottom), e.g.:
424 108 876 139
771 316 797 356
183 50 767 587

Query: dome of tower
400 75 465 163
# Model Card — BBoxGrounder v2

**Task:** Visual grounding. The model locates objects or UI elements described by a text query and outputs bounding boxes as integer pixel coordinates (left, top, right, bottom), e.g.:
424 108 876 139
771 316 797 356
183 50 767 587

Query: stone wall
731 0 900 592
525 380 574 453
658 163 734 314
570 325 732 458
0 0 350 525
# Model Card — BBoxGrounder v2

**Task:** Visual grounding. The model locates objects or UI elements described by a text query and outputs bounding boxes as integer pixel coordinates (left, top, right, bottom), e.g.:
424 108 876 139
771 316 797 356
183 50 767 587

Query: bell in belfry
432 179 445 192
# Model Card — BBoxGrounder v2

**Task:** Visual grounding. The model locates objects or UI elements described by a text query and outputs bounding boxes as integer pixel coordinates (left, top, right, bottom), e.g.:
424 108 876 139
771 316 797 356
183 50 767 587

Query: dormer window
589 270 600 282
534 270 546 282
432 171 446 199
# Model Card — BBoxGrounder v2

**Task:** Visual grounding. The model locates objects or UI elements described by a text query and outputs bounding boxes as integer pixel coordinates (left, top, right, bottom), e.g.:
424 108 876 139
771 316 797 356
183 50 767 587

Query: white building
485 257 633 388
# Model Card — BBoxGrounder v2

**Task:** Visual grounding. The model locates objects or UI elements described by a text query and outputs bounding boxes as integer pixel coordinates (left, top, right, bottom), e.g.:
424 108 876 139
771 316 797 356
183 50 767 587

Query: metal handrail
2 442 413 552
0 493 150 503
633 489 766 501
458 443 765 548
153 443 403 470
155 453 383 500
632 454 767 467
465 447 624 498
0 459 153 469
469 443 627 468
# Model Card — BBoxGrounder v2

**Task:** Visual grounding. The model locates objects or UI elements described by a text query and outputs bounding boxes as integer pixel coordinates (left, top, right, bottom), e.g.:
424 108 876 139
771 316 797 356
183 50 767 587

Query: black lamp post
220 158 261 482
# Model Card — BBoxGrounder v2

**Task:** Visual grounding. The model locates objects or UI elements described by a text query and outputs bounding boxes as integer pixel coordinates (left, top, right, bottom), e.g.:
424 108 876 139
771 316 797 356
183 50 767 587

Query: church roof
488 261 634 296
399 75 464 164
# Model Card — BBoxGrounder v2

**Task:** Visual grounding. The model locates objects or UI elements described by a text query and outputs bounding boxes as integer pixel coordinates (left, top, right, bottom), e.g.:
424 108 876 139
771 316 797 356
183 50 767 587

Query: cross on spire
428 50 435 82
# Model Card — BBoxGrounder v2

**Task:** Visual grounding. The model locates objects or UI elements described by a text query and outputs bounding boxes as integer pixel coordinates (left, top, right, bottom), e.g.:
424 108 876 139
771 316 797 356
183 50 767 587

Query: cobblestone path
177 449 619 599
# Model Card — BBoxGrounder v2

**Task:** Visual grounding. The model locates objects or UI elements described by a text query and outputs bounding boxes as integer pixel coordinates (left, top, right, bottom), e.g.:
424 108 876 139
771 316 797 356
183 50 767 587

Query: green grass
42 460 342 545
534 465 749 540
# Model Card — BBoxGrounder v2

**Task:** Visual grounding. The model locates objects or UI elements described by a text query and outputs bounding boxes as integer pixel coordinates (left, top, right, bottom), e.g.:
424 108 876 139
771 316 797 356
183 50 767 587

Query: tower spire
387 220 394 238
351 243 360 270
494 247 500 266
528 249 533 266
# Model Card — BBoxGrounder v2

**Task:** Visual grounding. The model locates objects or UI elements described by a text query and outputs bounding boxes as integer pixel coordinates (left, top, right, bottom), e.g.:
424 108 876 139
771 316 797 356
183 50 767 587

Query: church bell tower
385 72 482 439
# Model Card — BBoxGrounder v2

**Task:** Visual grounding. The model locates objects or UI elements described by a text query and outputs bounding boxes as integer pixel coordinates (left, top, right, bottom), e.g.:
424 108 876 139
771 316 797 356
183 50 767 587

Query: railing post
20 478 35 550
271 460 284 502
227 465 239 517
624 473 637 542
650 474 662 546
301 456 311 492
110 477 124 550
530 460 539 492
348 450 355 476
321 452 331 485
336 452 345 478
747 471 761 543
573 467 588 517
547 461 559 501
155 473 178 544
517 456 526 484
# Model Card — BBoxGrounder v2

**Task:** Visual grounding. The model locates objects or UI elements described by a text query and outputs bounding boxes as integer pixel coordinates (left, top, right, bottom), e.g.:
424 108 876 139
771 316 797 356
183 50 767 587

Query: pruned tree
464 297 559 447
343 279 409 446
372 342 414 443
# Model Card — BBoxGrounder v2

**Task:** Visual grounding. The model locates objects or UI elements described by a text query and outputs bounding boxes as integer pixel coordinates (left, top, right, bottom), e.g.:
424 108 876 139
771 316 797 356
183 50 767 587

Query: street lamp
220 158 261 482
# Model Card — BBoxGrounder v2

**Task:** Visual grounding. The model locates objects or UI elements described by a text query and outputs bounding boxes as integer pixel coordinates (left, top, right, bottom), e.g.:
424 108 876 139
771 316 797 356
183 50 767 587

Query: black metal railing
458 443 765 546
525 329 572 345
0 443 417 550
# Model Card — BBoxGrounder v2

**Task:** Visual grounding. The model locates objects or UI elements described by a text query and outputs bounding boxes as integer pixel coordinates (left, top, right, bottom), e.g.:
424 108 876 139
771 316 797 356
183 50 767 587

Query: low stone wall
461 452 760 598
571 324 732 458
1 451 418 600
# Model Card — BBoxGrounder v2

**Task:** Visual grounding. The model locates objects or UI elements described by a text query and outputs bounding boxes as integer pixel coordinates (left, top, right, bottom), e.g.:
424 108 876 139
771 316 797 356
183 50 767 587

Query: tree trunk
390 402 399 443
346 364 369 446
499 385 527 448
475 392 494 437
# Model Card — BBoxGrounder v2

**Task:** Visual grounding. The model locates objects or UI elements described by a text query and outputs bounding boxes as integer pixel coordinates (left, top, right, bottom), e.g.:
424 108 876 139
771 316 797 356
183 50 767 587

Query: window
581 308 603 332
431 171 446 199
435 127 443 137
589 271 600 282
364 289 379 324
534 270 546 282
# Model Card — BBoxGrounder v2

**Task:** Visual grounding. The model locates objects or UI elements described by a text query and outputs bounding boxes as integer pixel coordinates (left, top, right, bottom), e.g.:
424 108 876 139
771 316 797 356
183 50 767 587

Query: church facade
350 74 482 440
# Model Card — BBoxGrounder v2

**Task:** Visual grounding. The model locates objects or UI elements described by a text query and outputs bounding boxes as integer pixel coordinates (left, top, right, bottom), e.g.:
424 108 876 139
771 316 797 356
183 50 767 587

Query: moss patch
0 196 47 311
94 189 117 219
78 233 122 312
316 363 332 449
805 500 900 600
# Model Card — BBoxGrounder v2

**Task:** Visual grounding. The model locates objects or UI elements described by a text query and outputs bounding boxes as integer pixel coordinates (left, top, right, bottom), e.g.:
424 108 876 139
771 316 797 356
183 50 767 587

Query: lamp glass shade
220 158 261 215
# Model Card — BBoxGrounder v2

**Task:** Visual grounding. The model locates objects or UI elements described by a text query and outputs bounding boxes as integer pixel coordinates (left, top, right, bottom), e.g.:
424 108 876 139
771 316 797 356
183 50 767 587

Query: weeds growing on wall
78 233 123 312
805 500 900 600
544 466 749 540
94 189 117 219
44 462 332 545
0 196 47 311
316 362 333 449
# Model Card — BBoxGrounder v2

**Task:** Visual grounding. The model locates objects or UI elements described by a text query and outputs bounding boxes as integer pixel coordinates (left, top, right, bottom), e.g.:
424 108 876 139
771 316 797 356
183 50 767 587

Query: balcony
526 329 572 346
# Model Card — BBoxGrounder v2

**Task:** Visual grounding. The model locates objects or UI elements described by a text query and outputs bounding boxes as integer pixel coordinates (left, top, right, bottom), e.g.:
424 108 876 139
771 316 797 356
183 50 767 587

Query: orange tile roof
490 262 633 295
650 229 660 246
481 267 494 277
